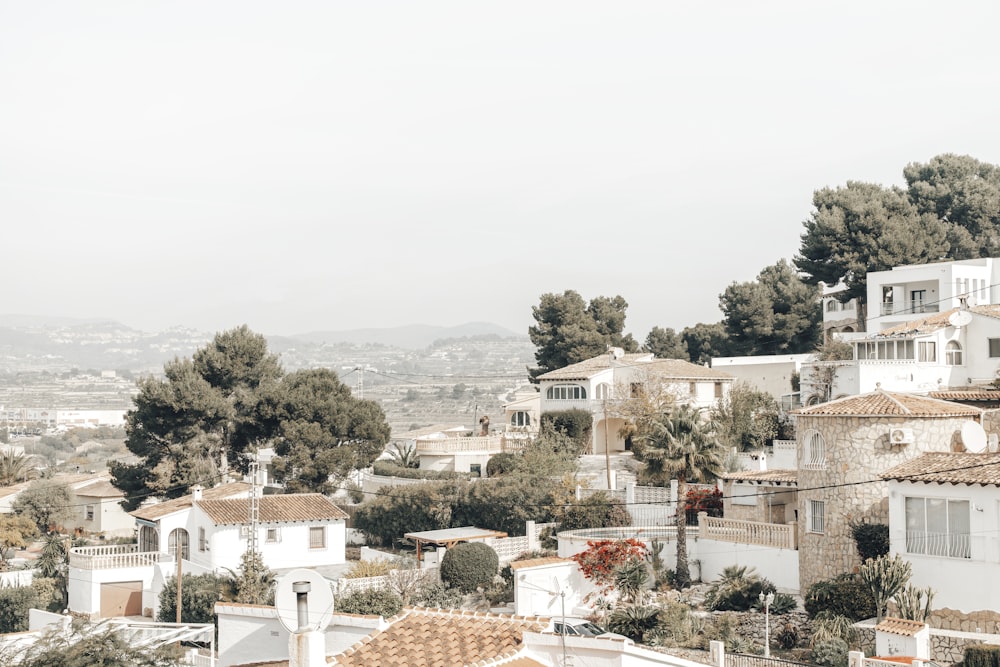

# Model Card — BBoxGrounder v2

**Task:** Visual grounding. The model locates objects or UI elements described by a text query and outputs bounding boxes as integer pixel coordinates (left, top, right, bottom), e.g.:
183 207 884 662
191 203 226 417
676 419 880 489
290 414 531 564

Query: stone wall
797 414 970 591
927 607 1000 634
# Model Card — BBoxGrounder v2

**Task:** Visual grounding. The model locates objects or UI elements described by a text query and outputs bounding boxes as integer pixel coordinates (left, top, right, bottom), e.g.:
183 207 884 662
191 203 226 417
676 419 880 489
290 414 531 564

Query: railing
69 543 170 570
698 514 797 549
414 435 503 454
905 531 971 559
880 301 940 316
728 653 811 667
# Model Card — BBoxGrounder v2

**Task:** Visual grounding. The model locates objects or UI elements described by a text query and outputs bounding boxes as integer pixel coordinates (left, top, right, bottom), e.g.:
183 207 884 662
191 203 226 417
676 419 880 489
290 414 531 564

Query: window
990 339 1000 358
714 382 723 399
510 411 531 428
917 341 936 363
546 385 587 400
266 528 279 543
168 528 190 560
804 431 825 469
826 300 839 313
905 497 970 558
85 505 95 521
946 341 963 366
139 526 159 553
911 290 927 312
309 526 326 549
689 382 697 396
808 501 825 534
198 527 208 552
595 383 612 400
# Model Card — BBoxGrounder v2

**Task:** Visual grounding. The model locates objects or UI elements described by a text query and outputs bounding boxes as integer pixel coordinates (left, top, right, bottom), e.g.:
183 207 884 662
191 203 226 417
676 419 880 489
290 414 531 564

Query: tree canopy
719 259 821 355
12 480 75 533
643 326 688 360
112 326 390 507
528 291 638 379
680 322 732 364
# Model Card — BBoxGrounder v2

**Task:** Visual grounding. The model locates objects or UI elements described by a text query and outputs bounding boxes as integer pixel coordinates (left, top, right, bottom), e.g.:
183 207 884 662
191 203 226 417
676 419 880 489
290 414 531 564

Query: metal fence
727 653 812 667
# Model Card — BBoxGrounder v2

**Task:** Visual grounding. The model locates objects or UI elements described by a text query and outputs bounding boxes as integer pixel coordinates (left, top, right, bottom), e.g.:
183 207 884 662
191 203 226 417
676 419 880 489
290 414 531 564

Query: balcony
69 543 170 570
697 513 797 549
880 300 940 316
414 435 503 455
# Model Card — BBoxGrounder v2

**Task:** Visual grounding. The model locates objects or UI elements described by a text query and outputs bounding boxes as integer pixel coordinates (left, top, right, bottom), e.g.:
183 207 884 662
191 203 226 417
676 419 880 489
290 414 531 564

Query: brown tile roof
537 352 733 382
327 607 549 667
130 482 250 521
73 479 124 498
721 469 798 484
880 452 1000 486
198 493 348 525
929 390 1000 402
793 390 982 418
508 557 572 571
875 309 958 336
875 617 927 637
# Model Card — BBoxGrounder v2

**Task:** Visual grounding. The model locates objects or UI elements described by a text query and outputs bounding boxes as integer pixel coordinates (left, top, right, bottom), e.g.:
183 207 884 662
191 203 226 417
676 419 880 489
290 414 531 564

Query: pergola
404 526 507 561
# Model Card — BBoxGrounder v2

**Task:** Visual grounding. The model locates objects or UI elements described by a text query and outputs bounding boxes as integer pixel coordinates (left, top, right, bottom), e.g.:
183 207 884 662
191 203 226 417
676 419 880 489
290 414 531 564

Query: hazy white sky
3 1 1000 340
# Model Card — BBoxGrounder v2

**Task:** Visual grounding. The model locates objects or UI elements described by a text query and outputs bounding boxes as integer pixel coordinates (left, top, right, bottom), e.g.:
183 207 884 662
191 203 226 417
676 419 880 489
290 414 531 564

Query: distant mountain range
0 316 527 372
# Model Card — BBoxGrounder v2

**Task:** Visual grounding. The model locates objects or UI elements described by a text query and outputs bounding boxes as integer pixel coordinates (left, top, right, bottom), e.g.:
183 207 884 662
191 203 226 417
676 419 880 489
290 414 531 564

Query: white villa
536 349 734 454
68 482 348 620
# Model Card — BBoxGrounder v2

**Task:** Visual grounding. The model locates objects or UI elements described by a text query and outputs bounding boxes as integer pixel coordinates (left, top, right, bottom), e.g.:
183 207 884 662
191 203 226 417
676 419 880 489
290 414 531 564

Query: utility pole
354 367 364 399
247 459 260 557
175 534 183 623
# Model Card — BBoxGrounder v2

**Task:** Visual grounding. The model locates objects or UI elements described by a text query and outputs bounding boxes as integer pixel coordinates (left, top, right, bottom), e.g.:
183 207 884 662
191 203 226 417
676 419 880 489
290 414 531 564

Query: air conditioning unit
889 428 914 445
239 525 251 538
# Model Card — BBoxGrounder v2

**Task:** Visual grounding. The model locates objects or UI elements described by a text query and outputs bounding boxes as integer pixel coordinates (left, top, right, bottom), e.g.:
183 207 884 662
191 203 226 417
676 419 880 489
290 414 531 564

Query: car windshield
576 622 607 636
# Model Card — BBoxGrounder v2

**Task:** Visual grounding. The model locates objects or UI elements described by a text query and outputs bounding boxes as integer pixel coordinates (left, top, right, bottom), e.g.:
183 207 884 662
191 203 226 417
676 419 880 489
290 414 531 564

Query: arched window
826 300 839 313
510 411 531 427
169 528 190 561
803 431 826 469
595 383 612 400
546 385 587 400
946 341 963 366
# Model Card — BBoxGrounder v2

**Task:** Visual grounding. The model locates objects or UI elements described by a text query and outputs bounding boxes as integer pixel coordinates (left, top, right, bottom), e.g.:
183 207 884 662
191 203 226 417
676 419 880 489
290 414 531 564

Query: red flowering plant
571 538 649 597
684 487 723 525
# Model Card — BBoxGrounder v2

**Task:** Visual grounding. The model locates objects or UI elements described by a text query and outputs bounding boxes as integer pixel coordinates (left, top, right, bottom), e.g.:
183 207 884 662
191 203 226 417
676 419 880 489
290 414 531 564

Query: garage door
100 581 142 618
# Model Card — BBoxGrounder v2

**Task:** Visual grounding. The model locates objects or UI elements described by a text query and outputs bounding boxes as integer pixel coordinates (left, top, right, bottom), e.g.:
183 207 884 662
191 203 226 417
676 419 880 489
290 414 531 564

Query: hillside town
2 254 1000 666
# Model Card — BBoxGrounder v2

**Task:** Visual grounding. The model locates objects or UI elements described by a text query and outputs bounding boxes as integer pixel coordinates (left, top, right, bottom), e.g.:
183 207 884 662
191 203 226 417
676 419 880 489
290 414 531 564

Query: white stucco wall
72 495 135 537
68 563 157 617
711 355 812 404
513 561 599 617
888 480 1000 614
202 519 347 571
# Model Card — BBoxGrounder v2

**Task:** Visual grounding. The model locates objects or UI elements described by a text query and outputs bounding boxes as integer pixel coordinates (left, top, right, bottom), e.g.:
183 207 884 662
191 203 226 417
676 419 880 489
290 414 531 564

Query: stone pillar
626 482 636 506
848 650 866 667
710 640 725 667
526 521 537 552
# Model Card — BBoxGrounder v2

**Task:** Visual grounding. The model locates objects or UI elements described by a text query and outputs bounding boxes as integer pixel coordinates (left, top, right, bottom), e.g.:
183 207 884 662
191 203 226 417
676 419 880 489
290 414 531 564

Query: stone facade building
793 390 983 591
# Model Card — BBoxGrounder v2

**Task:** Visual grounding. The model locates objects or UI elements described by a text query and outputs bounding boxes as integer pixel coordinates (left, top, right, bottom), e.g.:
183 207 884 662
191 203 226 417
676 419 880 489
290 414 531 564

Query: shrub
812 638 849 667
685 487 723 525
0 585 40 633
354 480 464 546
775 621 799 649
486 452 520 477
572 538 649 596
540 409 593 444
705 565 775 612
644 600 693 647
345 558 395 579
804 573 877 620
413 581 466 608
559 492 632 531
810 611 858 648
372 461 474 480
158 574 224 624
440 542 499 593
850 522 890 562
608 605 660 643
336 585 402 617
962 645 1000 667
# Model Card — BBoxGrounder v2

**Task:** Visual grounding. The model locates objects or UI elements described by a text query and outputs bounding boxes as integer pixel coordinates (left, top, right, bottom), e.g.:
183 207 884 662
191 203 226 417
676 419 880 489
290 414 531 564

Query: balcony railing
880 301 940 316
69 543 170 570
414 435 503 455
698 513 797 549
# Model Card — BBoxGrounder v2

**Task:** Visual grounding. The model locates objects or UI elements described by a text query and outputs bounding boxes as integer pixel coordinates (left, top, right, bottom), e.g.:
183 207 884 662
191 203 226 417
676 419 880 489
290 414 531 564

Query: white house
711 352 814 410
68 482 349 620
536 350 734 454
881 452 1000 632
69 477 134 537
800 304 1000 403
822 281 861 337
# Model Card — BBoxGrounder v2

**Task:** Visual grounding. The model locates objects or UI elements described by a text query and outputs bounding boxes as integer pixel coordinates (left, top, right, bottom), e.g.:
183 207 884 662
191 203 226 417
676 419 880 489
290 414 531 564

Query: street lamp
759 591 775 657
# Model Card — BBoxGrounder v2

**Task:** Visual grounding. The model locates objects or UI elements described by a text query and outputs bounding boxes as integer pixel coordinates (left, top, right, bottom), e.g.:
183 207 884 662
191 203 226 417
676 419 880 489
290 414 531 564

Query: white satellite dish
274 568 334 633
961 421 988 453
948 310 973 328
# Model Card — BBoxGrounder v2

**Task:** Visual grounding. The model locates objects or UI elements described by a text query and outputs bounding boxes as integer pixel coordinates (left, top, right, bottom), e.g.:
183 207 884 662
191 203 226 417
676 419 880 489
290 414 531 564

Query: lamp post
759 591 775 657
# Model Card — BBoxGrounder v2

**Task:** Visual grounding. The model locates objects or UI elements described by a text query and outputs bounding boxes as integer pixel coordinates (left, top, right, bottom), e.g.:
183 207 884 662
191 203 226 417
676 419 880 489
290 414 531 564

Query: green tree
712 381 781 452
354 481 465 546
12 480 75 533
0 585 41 633
644 326 688 360
35 533 69 610
720 259 821 355
904 153 1000 258
559 491 632 531
266 368 389 493
451 476 560 536
228 549 274 605
795 182 950 330
680 322 732 364
528 291 638 379
0 514 39 566
636 404 724 588
0 451 37 485
0 622 180 666
158 573 225 624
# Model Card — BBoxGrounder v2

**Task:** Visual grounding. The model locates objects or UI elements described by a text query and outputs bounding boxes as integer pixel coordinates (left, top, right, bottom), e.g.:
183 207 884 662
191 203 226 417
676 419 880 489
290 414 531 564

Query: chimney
191 485 203 501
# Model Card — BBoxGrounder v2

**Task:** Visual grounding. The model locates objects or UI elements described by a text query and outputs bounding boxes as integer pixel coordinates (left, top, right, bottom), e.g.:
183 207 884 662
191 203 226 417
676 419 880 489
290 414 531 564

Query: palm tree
0 451 37 486
637 403 724 588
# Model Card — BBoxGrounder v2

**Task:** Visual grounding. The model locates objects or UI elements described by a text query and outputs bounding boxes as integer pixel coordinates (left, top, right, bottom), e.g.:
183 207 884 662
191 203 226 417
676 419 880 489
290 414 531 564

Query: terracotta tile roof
537 352 733 382
929 390 1000 402
880 452 1000 486
536 353 651 381
721 469 798 484
490 658 546 667
792 390 981 418
130 482 250 521
875 617 927 637
73 479 124 498
971 304 1000 320
198 493 348 525
327 607 549 667
508 557 572 571
875 309 957 336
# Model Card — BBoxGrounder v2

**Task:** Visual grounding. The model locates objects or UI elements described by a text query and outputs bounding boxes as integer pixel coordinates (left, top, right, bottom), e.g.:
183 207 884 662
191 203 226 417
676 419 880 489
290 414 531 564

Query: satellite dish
948 311 973 328
961 422 988 453
274 568 334 633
